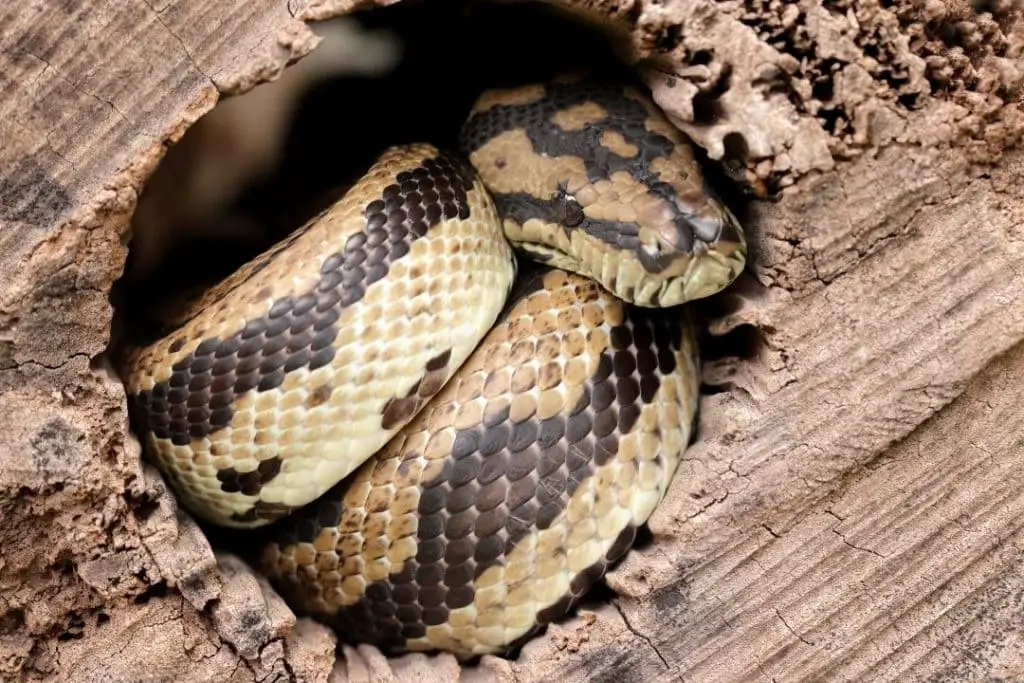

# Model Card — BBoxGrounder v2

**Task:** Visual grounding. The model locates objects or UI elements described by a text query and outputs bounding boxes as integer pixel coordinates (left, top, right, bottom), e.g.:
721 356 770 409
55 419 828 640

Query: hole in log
106 0 752 662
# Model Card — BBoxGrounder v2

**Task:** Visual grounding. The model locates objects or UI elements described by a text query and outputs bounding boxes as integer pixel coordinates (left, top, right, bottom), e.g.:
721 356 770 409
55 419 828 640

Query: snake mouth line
508 229 744 308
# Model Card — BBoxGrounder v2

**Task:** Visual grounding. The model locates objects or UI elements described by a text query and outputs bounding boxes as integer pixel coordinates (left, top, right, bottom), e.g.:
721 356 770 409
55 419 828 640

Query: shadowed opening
110 1 640 334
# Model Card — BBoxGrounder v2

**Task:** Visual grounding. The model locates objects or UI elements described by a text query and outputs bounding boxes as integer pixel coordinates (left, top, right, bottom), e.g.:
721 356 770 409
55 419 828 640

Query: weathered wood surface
1 0 1022 681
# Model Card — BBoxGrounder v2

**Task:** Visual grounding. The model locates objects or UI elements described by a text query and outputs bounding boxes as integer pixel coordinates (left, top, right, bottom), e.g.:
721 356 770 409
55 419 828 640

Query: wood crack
611 600 676 677
773 608 815 648
140 0 214 86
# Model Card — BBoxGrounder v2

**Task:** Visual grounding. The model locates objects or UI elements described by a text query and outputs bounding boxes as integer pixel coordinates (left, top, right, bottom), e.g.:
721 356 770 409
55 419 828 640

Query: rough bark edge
0 0 1019 679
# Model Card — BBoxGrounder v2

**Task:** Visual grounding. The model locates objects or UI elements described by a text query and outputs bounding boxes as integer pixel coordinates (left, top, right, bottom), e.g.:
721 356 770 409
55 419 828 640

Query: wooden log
1 0 1021 680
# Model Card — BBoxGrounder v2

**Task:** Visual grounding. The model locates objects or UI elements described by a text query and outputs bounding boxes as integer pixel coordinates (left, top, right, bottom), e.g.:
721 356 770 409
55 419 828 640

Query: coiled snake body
120 74 746 658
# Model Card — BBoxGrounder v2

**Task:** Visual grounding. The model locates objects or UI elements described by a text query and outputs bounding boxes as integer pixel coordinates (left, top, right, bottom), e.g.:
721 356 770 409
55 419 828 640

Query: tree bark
1 0 1022 681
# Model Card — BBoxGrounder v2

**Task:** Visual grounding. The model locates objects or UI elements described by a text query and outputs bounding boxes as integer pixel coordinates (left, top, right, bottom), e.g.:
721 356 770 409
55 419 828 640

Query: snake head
459 76 747 307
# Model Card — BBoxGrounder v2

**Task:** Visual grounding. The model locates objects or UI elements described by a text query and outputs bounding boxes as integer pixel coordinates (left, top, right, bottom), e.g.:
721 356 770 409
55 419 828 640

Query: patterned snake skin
119 74 747 658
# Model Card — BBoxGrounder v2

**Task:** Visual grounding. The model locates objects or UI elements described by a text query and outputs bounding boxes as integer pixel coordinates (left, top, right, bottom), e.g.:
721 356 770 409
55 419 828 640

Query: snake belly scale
119 74 746 658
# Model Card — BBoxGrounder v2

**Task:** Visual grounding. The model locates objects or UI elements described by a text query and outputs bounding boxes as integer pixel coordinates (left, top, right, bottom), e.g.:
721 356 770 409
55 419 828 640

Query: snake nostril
669 220 695 254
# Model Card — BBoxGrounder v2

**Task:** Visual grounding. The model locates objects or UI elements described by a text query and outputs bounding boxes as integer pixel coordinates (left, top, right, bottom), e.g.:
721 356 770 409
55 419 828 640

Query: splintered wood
0 0 1022 680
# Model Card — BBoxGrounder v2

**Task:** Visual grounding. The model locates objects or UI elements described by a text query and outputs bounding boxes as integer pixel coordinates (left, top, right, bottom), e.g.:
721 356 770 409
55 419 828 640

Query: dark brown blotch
569 562 606 597
230 499 293 525
534 594 574 628
445 584 475 609
216 455 283 496
381 395 421 431
422 605 449 627
380 348 455 430
425 348 452 372
417 563 444 586
307 383 333 408
396 604 424 628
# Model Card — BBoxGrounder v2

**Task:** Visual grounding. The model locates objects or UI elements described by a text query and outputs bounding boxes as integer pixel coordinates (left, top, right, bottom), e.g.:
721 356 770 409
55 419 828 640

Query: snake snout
676 196 744 255
631 193 746 306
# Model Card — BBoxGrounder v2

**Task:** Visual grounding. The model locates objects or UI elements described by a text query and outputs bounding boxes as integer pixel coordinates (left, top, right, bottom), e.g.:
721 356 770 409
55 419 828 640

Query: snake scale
119 73 746 658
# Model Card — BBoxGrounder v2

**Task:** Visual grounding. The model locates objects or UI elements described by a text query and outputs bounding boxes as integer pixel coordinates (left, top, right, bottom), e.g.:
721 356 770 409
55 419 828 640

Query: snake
118 73 746 659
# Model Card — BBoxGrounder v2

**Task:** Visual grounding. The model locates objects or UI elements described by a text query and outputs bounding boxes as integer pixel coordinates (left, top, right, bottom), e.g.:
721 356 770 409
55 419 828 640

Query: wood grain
0 0 1022 680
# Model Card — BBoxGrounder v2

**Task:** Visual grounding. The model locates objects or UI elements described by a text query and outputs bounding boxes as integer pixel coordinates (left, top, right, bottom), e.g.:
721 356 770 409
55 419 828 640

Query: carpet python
119 73 746 659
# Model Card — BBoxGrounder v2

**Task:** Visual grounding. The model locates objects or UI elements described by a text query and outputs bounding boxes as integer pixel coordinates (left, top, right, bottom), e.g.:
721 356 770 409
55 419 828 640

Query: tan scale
466 128 590 198
550 101 608 131
469 83 547 115
598 129 640 157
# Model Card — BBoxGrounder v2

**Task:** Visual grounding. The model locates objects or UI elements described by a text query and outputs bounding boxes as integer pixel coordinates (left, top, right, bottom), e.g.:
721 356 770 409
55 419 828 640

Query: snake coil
119 74 746 658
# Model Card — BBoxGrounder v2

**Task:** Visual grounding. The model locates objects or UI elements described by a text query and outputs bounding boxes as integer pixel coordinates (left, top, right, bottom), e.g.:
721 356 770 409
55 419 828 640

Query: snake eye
564 199 584 227
556 188 585 228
